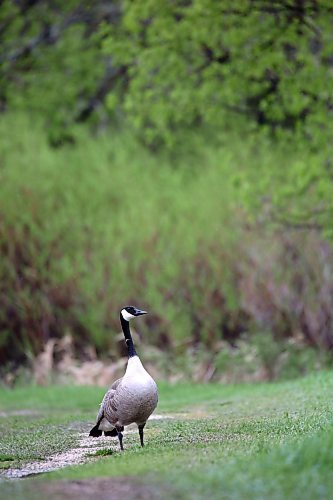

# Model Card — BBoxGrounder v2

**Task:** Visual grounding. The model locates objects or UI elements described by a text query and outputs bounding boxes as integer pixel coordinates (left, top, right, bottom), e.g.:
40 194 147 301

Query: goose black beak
135 309 148 316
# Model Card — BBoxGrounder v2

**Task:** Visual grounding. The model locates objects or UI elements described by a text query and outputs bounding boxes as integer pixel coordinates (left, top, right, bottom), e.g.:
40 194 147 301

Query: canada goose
89 306 158 450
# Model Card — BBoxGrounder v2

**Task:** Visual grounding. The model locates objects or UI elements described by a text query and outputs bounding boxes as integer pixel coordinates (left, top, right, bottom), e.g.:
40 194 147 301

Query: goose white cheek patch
121 309 136 321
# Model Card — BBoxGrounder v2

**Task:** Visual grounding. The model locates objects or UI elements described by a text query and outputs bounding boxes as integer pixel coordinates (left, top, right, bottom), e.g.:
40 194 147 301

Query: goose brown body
89 306 158 450
98 357 158 428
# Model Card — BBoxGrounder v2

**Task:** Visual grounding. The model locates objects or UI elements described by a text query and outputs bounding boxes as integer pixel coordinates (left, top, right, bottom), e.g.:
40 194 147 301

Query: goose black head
121 306 148 322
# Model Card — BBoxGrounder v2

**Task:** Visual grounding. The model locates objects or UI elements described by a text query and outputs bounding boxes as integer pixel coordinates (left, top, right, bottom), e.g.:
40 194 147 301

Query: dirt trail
4 432 107 479
1 414 174 479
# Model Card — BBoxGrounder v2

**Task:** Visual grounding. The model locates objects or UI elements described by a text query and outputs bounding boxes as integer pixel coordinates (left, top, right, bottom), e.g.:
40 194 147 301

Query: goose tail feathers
104 428 119 437
89 424 122 437
89 424 103 437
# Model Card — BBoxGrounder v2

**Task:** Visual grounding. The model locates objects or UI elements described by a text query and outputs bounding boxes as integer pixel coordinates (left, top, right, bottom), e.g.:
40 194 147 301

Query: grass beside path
0 372 332 499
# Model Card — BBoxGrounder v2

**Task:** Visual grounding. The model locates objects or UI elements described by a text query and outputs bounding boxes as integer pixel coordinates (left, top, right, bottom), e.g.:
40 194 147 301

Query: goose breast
105 375 158 427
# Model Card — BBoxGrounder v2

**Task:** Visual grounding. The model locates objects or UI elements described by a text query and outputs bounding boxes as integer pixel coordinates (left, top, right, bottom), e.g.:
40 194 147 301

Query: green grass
0 372 332 499
0 385 104 465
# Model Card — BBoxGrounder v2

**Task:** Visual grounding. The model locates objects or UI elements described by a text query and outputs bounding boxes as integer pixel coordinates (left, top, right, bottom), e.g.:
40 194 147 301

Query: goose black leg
116 427 124 451
138 423 146 447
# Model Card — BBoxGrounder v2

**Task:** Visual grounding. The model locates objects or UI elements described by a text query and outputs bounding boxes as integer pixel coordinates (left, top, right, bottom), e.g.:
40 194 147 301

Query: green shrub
0 113 332 379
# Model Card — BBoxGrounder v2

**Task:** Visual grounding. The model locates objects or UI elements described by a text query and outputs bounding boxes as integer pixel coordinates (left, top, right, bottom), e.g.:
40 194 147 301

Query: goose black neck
120 314 137 358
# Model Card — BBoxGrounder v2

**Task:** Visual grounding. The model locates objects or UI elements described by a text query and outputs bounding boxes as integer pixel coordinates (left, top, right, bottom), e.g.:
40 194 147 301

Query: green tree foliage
103 0 333 146
0 0 122 144
2 0 333 149
101 0 333 233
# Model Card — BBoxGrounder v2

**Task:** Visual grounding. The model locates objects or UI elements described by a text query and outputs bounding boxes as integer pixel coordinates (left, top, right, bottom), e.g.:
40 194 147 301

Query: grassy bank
0 372 332 498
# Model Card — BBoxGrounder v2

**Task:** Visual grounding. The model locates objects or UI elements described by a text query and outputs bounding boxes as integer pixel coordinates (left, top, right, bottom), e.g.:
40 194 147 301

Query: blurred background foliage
1 0 333 383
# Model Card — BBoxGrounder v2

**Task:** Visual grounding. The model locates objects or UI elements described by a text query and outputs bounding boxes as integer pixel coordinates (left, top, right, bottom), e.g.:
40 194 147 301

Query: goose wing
111 377 122 390
89 377 124 436
97 376 123 421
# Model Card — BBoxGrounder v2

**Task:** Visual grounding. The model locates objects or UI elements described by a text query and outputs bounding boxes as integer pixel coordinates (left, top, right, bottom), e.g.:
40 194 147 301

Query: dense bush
0 114 332 377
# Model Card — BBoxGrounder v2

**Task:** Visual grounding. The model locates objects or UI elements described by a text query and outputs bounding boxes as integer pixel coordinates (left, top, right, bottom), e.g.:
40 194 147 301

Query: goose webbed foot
138 423 146 447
